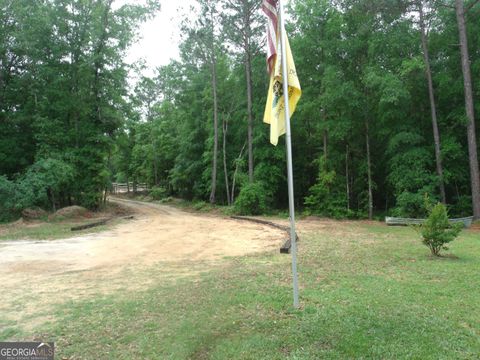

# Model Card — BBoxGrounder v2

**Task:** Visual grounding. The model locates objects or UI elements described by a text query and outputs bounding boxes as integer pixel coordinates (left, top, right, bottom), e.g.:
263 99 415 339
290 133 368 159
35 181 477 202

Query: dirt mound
54 205 89 219
22 207 47 221
105 201 134 217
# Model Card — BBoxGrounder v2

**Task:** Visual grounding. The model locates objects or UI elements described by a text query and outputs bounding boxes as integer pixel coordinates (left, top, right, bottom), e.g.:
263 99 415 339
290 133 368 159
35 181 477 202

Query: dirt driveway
0 198 284 333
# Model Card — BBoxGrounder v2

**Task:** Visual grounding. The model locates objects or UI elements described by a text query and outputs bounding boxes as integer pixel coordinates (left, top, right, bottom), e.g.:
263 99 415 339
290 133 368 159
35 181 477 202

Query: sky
124 0 196 77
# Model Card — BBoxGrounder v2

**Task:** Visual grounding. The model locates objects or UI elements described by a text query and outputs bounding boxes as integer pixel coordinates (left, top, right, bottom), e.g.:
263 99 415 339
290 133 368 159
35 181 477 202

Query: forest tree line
1 0 479 221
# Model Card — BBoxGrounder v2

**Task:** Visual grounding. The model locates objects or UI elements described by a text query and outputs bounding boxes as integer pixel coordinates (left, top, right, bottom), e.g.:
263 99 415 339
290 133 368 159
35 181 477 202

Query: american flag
262 0 278 74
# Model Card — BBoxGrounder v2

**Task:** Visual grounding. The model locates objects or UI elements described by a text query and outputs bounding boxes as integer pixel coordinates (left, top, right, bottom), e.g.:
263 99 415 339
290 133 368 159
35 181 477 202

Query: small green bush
17 158 74 210
304 157 354 218
419 202 462 256
192 201 208 211
150 186 168 200
234 182 268 215
0 176 18 222
393 187 436 218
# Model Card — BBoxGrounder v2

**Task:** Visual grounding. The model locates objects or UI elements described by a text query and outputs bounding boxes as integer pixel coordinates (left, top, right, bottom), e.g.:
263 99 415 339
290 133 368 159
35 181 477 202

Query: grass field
3 220 479 359
0 202 130 241
0 220 112 241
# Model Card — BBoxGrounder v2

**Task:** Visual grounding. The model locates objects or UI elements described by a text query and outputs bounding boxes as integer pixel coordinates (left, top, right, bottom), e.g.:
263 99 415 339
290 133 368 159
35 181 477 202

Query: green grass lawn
4 222 480 359
0 220 111 241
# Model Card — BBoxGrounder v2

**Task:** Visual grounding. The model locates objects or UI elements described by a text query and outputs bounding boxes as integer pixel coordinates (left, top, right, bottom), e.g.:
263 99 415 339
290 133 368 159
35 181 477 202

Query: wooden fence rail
111 182 149 194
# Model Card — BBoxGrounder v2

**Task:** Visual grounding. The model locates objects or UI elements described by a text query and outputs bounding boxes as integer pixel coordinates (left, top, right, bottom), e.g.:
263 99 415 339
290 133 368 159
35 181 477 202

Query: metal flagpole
278 0 299 308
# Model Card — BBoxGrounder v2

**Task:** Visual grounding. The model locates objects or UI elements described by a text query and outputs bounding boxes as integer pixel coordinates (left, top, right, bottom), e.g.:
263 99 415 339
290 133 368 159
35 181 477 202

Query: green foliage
16 158 74 211
234 182 268 215
2 0 479 219
149 186 168 201
392 188 435 218
419 202 462 256
111 0 478 218
304 157 353 218
0 176 17 222
192 201 208 211
0 0 160 211
387 132 438 217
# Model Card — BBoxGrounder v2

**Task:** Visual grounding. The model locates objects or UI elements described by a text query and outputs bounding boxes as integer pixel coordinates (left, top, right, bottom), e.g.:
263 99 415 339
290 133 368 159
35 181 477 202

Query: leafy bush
234 182 268 215
304 157 353 219
192 201 208 211
418 202 462 256
150 186 168 200
392 188 436 218
0 176 18 222
449 195 473 217
16 158 74 211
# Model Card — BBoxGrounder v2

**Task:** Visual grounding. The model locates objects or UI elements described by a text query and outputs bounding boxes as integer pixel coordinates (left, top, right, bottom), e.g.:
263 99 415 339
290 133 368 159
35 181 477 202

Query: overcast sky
124 0 196 77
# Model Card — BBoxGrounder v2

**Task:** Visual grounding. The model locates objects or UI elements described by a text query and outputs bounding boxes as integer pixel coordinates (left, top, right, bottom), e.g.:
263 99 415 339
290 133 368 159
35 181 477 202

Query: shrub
392 187 436 218
17 158 74 210
0 176 18 222
449 195 472 217
234 182 268 215
304 156 353 218
192 201 208 211
418 202 462 256
150 186 168 200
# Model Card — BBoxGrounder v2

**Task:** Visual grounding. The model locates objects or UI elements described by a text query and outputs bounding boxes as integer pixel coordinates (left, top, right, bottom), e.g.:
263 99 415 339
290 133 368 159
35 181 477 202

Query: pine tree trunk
0 53 4 107
243 0 254 183
346 143 350 211
209 51 219 204
366 119 373 220
153 137 159 186
455 0 480 219
222 118 231 205
92 0 113 124
231 141 247 204
322 110 328 164
419 2 446 204
50 189 56 213
245 47 254 183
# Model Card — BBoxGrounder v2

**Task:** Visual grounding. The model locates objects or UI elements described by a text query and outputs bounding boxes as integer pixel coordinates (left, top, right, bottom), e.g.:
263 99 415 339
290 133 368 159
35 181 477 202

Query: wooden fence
111 182 148 194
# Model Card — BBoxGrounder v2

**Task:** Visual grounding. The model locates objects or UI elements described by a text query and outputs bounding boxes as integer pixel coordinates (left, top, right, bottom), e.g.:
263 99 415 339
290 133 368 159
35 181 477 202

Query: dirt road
0 198 284 332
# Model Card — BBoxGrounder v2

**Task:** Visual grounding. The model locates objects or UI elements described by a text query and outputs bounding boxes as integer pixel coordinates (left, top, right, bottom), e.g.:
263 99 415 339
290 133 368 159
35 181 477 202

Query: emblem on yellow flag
263 33 301 146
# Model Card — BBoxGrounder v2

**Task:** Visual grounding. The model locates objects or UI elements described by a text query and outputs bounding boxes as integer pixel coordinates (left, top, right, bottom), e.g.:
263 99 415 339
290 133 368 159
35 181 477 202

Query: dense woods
1 0 479 221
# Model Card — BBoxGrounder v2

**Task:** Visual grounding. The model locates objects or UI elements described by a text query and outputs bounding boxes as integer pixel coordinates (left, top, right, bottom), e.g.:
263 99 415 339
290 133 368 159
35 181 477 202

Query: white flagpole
278 0 299 308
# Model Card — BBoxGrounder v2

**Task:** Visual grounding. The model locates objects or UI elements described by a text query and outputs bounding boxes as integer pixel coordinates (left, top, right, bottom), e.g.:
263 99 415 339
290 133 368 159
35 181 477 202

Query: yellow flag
263 34 301 146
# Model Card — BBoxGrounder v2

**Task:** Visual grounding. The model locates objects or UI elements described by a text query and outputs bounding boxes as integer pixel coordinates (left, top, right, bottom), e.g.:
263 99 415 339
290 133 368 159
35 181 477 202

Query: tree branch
435 1 455 9
465 0 480 13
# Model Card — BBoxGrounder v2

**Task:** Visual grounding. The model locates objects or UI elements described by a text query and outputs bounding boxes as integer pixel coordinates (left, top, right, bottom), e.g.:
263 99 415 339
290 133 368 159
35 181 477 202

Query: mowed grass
0 220 111 241
8 222 480 359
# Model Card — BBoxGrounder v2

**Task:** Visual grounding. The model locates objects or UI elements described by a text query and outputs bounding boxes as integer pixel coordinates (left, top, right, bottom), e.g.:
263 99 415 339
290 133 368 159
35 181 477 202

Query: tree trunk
322 110 328 164
153 137 159 186
92 0 113 124
346 143 350 211
231 141 247 204
0 54 4 107
50 189 56 213
366 119 373 220
455 0 480 219
222 117 231 205
209 46 219 204
103 186 108 207
419 2 446 204
323 130 328 163
243 0 254 183
245 47 254 183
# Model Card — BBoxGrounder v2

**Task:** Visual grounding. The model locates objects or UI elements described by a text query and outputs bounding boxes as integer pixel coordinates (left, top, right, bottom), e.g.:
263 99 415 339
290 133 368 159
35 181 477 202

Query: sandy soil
0 198 285 332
